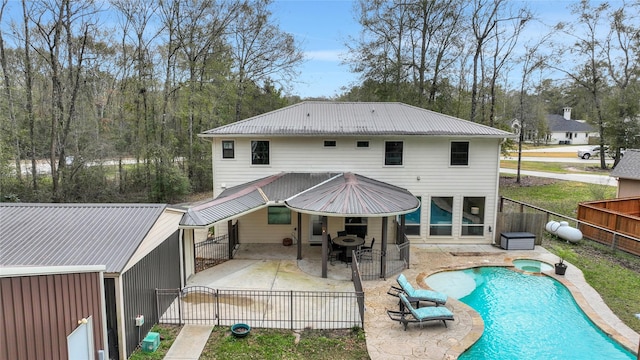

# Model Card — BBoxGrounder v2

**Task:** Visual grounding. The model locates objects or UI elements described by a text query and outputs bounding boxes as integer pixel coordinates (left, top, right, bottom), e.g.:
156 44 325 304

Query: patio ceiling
179 172 419 228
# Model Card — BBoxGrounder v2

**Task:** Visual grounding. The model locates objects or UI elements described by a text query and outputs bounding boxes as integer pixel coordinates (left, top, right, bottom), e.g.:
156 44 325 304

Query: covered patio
180 172 420 279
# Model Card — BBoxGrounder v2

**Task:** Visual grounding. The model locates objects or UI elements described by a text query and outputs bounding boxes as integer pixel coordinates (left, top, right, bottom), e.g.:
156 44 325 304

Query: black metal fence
156 286 364 330
353 242 409 281
194 222 240 273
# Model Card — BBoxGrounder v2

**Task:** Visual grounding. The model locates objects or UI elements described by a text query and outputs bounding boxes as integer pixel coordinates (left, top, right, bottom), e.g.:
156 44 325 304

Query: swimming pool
426 267 635 359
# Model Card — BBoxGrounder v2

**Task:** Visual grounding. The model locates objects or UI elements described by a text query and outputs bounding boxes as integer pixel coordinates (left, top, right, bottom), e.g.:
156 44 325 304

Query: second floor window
251 140 269 165
385 141 403 165
450 141 469 166
222 140 234 159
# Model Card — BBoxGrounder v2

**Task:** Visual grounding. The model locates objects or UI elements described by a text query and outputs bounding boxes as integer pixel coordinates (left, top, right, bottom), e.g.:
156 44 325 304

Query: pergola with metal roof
180 172 419 278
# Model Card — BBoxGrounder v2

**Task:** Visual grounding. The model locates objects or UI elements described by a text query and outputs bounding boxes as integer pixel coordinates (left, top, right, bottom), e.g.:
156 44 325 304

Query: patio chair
358 238 375 261
386 293 454 331
329 236 343 265
387 273 447 306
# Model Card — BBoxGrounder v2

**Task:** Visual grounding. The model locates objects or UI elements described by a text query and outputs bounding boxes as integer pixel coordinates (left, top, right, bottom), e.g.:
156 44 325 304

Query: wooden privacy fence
577 197 640 256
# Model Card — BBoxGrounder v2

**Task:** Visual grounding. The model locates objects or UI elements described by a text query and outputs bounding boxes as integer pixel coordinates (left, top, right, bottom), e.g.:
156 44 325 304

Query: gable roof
610 149 640 180
0 203 166 273
180 172 419 227
200 101 515 138
546 114 595 132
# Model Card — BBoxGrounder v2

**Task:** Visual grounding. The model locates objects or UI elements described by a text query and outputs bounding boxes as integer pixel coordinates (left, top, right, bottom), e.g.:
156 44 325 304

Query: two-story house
179 102 515 276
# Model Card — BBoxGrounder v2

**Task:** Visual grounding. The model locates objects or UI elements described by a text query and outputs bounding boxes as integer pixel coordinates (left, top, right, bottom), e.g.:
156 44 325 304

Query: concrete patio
175 243 639 359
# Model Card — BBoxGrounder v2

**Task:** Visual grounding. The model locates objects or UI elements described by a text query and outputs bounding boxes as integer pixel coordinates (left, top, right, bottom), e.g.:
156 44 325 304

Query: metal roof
200 101 515 138
180 173 338 227
610 149 640 180
546 114 595 132
180 172 419 227
0 203 166 273
286 173 420 216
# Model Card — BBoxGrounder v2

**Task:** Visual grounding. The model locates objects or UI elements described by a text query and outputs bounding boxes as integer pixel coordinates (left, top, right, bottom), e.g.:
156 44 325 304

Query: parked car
577 146 606 159
577 146 625 159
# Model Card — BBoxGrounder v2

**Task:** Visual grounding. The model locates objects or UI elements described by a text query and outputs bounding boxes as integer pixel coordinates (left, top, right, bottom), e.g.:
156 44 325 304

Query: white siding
210 136 503 244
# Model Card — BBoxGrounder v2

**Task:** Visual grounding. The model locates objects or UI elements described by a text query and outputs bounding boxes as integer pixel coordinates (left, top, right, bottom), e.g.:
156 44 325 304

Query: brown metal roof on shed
0 203 166 273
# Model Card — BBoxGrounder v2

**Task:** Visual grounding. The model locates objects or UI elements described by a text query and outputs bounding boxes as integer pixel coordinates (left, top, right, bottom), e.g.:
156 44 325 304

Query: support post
380 216 388 278
297 213 302 260
227 220 234 259
322 216 328 278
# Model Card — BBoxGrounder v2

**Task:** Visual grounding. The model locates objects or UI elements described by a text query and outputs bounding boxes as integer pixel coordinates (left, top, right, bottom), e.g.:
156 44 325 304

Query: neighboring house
180 101 515 276
610 149 640 198
1 265 106 360
546 107 597 145
0 203 184 360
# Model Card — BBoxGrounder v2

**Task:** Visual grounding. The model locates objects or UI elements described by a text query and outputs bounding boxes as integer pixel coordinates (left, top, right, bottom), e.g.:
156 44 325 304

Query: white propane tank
545 221 561 234
545 220 582 243
556 225 583 243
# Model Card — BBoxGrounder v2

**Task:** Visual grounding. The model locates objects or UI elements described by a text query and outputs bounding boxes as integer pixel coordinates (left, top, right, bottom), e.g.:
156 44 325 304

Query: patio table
332 235 365 263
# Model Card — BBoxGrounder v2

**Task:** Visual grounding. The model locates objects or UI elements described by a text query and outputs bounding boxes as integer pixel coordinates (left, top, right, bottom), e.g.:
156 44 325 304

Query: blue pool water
426 267 635 360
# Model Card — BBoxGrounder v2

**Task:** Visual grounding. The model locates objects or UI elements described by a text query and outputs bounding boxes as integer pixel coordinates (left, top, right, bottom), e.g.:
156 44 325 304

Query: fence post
290 290 294 330
611 233 618 252
216 289 220 326
178 289 183 325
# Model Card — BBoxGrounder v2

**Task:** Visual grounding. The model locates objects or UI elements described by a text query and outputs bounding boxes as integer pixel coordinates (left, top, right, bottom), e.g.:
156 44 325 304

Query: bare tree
230 0 304 120
603 2 640 167
405 0 466 108
469 0 504 123
487 8 530 127
551 0 610 169
515 35 552 183
0 0 21 180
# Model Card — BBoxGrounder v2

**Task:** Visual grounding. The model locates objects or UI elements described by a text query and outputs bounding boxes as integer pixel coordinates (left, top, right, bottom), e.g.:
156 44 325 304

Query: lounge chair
387 273 447 306
387 293 454 330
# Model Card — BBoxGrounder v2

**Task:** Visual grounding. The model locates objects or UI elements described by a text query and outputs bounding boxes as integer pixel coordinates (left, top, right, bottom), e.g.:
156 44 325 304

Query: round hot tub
513 259 553 273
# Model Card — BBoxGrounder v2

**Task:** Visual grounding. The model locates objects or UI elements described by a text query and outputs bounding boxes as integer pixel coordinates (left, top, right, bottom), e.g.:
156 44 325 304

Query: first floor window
222 140 234 159
429 197 453 236
402 196 421 236
461 197 485 236
268 206 291 224
251 140 269 165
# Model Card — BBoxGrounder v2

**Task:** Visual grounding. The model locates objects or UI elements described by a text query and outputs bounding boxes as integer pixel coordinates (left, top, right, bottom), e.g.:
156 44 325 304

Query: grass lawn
130 326 369 360
128 324 181 360
500 159 612 174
